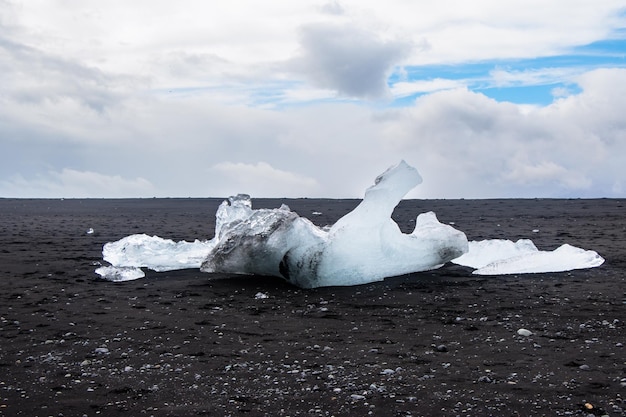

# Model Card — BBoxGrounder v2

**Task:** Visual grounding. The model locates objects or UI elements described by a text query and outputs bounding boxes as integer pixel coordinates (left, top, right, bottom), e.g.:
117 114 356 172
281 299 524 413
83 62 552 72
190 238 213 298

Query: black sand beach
1 198 624 416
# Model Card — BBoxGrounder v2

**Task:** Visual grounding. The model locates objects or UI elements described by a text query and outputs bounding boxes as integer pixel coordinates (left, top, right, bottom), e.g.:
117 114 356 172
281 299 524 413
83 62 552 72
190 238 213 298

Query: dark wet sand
1 198 624 416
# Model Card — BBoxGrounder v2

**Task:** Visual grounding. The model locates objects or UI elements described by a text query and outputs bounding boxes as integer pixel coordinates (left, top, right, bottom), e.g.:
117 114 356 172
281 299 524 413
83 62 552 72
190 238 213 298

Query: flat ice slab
453 240 605 275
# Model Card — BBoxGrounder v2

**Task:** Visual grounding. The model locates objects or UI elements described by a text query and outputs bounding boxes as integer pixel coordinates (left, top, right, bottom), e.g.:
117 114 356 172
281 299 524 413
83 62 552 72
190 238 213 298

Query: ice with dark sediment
200 161 468 287
95 161 604 286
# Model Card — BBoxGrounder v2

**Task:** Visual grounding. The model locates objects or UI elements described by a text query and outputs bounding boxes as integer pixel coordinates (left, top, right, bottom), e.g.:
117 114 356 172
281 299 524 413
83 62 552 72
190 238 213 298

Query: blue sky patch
390 35 626 107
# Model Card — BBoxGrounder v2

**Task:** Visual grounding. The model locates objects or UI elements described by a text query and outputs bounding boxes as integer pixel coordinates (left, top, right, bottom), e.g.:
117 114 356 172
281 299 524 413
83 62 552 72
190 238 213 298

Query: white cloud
390 78 467 97
489 67 581 88
2 68 625 199
290 23 412 99
1 2 626 199
10 2 625 63
0 35 130 112
319 1 346 16
278 85 339 104
379 68 626 197
211 162 321 198
503 161 592 189
4 0 625 101
0 169 155 198
347 0 626 64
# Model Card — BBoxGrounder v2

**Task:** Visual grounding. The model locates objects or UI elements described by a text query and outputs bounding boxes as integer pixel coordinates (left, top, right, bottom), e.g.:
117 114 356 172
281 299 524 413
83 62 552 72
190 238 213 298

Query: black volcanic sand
1 198 624 417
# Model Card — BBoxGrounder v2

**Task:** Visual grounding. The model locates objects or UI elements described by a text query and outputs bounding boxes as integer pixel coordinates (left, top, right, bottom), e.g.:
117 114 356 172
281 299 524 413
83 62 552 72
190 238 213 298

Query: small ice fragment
517 329 533 337
312 211 322 215
86 228 94 234
95 266 145 282
532 229 539 233
94 347 109 355
254 292 269 299
102 234 215 272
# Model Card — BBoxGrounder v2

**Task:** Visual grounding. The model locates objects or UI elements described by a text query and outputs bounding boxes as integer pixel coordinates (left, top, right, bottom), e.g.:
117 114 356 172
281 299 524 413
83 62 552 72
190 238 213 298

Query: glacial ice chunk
453 239 605 275
201 161 469 287
201 195 328 283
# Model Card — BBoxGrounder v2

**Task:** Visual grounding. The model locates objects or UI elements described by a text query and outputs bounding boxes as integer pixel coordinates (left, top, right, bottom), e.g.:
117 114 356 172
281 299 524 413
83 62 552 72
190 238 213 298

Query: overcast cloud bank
1 1 625 198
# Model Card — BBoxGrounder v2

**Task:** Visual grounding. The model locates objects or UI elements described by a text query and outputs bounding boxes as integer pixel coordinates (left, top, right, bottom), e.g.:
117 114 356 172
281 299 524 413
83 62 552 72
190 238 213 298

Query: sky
2 0 626 199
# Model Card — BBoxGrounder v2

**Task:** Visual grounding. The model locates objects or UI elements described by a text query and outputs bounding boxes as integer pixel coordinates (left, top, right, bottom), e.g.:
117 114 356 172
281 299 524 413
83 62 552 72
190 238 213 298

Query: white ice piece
452 239 539 269
94 266 145 282
102 234 215 271
470 243 604 275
